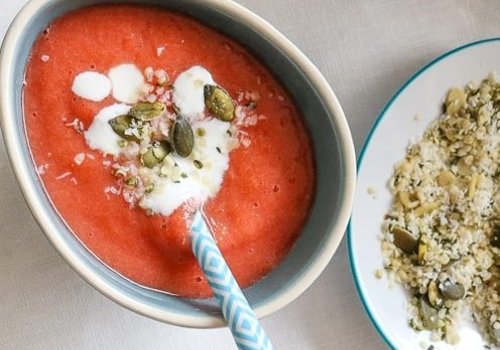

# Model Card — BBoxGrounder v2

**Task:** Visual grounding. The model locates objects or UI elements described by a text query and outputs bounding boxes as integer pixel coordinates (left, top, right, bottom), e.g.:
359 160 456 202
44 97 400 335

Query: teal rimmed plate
348 38 500 350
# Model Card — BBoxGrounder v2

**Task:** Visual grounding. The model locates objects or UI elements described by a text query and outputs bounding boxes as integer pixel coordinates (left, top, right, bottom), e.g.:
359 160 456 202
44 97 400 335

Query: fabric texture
2 1 500 349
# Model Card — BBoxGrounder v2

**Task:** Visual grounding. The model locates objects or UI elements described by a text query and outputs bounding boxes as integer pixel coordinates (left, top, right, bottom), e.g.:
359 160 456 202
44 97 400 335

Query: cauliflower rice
380 74 499 347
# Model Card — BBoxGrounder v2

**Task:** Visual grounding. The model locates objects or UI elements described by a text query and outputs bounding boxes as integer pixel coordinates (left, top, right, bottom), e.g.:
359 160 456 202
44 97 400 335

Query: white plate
348 38 500 350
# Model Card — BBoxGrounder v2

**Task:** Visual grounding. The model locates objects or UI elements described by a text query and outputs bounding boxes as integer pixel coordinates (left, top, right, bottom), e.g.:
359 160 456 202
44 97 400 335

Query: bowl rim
347 37 500 349
0 0 356 328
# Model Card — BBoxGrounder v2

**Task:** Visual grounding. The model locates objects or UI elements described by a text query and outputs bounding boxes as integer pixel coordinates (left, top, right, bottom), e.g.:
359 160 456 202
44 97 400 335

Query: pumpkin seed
129 101 166 121
170 118 194 158
439 281 465 300
391 226 419 254
141 142 170 168
204 84 235 122
108 114 140 141
419 296 439 330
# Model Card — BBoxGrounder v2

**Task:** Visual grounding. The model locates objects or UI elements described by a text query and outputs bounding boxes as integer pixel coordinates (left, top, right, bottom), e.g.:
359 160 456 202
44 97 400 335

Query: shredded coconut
56 172 72 180
74 153 85 165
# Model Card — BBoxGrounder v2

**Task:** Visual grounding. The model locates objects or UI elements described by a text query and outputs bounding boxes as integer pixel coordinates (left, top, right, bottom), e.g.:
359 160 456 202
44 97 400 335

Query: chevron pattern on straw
191 211 275 350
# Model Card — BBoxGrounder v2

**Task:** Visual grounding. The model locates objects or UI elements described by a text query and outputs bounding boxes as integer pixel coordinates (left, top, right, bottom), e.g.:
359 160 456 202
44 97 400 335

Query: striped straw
190 210 275 350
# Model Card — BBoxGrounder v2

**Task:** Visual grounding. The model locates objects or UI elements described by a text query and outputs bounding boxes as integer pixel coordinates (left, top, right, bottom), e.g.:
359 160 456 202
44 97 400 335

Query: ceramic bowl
0 0 356 327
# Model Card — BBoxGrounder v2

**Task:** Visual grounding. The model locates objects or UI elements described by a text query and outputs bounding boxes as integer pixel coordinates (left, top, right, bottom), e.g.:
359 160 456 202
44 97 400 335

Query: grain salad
380 74 499 346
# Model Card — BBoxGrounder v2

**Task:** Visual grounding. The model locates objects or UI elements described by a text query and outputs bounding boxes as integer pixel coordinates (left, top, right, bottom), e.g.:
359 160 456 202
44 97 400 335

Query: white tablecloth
2 1 500 349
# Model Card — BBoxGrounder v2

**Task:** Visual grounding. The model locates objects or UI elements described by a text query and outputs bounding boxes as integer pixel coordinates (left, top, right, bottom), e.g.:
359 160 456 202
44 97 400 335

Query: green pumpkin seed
391 226 419 254
170 118 194 158
141 142 170 168
108 114 140 141
419 296 439 330
129 102 166 121
204 84 235 122
439 281 465 300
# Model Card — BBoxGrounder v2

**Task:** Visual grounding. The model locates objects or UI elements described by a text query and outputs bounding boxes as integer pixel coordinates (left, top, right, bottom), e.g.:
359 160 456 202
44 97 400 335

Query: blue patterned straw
190 210 275 350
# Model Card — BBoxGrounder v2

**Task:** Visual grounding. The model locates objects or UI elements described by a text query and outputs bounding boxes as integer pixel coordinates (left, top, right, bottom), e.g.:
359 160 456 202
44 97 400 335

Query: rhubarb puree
23 5 315 298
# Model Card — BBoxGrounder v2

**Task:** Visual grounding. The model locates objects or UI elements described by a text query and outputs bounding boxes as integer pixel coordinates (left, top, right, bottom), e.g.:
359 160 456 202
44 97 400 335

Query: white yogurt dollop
172 65 215 121
84 103 130 156
140 118 231 216
71 71 112 102
108 64 145 104
79 64 236 217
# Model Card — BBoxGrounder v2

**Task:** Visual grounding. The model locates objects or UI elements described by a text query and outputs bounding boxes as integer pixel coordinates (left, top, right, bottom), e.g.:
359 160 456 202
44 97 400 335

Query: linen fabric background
1 1 500 349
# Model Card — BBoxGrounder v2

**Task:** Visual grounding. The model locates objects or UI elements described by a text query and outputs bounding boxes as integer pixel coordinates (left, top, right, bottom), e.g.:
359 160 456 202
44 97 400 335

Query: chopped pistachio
118 139 128 148
114 168 127 178
427 281 442 307
125 176 138 187
196 128 206 137
193 160 203 169
141 142 170 168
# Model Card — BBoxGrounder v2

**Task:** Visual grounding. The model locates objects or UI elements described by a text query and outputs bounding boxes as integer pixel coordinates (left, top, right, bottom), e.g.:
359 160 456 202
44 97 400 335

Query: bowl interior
5 0 348 325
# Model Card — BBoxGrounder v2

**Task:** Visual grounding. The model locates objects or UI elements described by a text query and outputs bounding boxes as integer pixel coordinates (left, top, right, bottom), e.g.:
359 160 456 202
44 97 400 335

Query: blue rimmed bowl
0 0 356 327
